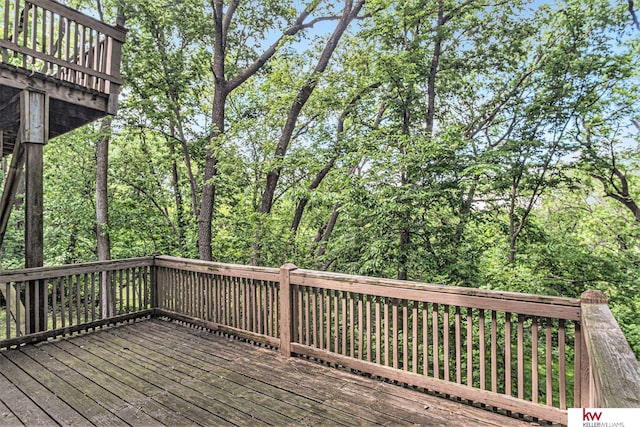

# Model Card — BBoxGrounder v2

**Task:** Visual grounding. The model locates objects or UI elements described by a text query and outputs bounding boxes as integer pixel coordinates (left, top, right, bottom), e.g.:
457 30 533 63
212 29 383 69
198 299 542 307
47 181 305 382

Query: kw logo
583 408 603 421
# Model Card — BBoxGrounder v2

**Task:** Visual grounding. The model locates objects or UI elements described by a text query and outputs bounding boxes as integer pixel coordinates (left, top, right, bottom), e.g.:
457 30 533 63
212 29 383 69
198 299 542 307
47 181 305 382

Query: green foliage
3 0 639 356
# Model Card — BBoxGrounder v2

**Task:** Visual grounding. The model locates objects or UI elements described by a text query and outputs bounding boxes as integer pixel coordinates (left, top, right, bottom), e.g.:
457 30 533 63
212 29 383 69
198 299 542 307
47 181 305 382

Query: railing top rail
26 0 127 42
290 268 581 308
0 256 154 282
154 255 280 281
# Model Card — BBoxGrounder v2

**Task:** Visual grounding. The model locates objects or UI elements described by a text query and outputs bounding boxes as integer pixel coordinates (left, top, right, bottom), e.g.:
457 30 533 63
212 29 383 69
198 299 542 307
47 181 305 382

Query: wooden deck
0 318 534 426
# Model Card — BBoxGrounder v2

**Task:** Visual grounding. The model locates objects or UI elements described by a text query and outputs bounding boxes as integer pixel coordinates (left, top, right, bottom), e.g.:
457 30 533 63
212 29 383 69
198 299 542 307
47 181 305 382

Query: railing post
150 257 158 309
22 89 49 333
581 290 640 408
279 263 297 357
579 290 606 407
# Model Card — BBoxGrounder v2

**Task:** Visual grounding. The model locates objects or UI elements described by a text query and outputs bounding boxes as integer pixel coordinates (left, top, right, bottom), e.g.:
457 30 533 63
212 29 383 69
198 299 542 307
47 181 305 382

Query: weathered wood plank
0 364 56 426
51 338 225 426
2 350 122 426
103 324 355 426
19 345 164 426
0 397 21 426
101 326 364 426
39 343 198 426
141 321 445 426
151 319 531 427
0 353 89 426
86 330 280 426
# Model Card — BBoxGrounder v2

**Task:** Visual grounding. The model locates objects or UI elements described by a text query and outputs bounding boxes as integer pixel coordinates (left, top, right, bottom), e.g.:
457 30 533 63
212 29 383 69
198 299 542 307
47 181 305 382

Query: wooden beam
21 89 48 333
0 132 25 248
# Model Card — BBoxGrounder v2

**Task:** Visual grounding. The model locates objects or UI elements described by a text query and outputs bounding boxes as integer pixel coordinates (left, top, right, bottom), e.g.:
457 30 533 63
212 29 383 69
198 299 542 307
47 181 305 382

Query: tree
252 0 366 265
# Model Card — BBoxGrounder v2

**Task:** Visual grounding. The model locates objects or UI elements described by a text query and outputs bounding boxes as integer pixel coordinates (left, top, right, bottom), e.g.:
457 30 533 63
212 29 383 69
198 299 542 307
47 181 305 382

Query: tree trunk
253 0 365 265
199 0 323 261
198 86 226 261
168 138 186 252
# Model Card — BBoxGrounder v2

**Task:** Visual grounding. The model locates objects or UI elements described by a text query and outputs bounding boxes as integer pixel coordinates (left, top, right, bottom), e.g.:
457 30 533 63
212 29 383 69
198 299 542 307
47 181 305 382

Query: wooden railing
154 256 281 347
2 255 639 425
0 0 125 94
580 290 640 409
0 257 154 347
155 257 579 424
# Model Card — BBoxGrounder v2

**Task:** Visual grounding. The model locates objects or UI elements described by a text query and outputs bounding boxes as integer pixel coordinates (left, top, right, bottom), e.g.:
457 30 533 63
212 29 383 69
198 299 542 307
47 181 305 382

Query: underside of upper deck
0 62 113 156
0 318 533 426
0 0 125 156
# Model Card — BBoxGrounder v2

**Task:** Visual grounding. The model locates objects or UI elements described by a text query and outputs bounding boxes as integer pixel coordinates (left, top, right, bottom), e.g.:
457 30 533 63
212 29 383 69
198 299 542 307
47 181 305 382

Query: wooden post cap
580 290 608 304
281 263 298 271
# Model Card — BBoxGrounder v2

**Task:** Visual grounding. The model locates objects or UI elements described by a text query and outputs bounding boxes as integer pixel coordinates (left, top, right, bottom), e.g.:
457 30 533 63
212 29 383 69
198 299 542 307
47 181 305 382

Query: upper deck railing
0 0 125 95
0 255 639 425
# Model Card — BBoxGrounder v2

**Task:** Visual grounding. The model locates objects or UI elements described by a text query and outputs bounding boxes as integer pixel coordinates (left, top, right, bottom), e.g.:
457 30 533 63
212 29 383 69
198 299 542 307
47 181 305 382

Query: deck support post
21 89 49 333
279 263 297 357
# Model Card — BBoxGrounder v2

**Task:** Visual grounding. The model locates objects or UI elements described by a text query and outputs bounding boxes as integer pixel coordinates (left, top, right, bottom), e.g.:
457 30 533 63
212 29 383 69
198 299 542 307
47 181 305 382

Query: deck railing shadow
1 255 639 425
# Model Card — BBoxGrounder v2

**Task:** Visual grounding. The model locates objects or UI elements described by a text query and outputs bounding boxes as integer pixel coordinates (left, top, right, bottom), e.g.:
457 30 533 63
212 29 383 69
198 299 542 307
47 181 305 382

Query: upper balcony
0 0 125 155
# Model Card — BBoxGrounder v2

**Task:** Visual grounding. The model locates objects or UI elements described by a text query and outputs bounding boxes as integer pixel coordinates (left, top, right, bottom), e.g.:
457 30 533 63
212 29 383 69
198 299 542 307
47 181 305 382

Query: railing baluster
479 308 485 390
312 287 318 348
305 286 311 346
13 0 20 45
455 305 461 383
357 293 363 359
432 303 439 379
375 296 381 363
491 310 497 392
30 5 37 66
412 300 418 373
505 312 511 396
365 294 371 362
67 275 73 327
75 273 81 325
443 304 450 382
319 288 325 350
517 314 524 400
83 273 88 323
532 316 538 403
392 298 398 369
402 299 408 371
90 271 96 321
341 290 347 355
297 284 304 344
422 302 429 376
559 319 566 409
546 318 553 406
384 297 389 366
349 292 355 358
16 282 22 337
467 307 474 387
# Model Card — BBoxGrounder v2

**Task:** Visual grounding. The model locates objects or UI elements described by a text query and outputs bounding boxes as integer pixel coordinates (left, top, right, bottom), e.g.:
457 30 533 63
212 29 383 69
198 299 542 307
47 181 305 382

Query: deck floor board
0 319 536 426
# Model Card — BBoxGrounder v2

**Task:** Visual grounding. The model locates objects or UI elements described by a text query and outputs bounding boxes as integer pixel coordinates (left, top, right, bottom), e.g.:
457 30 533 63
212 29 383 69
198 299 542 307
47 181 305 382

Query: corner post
578 290 640 408
578 291 608 407
279 263 297 357
21 89 49 333
150 256 158 310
